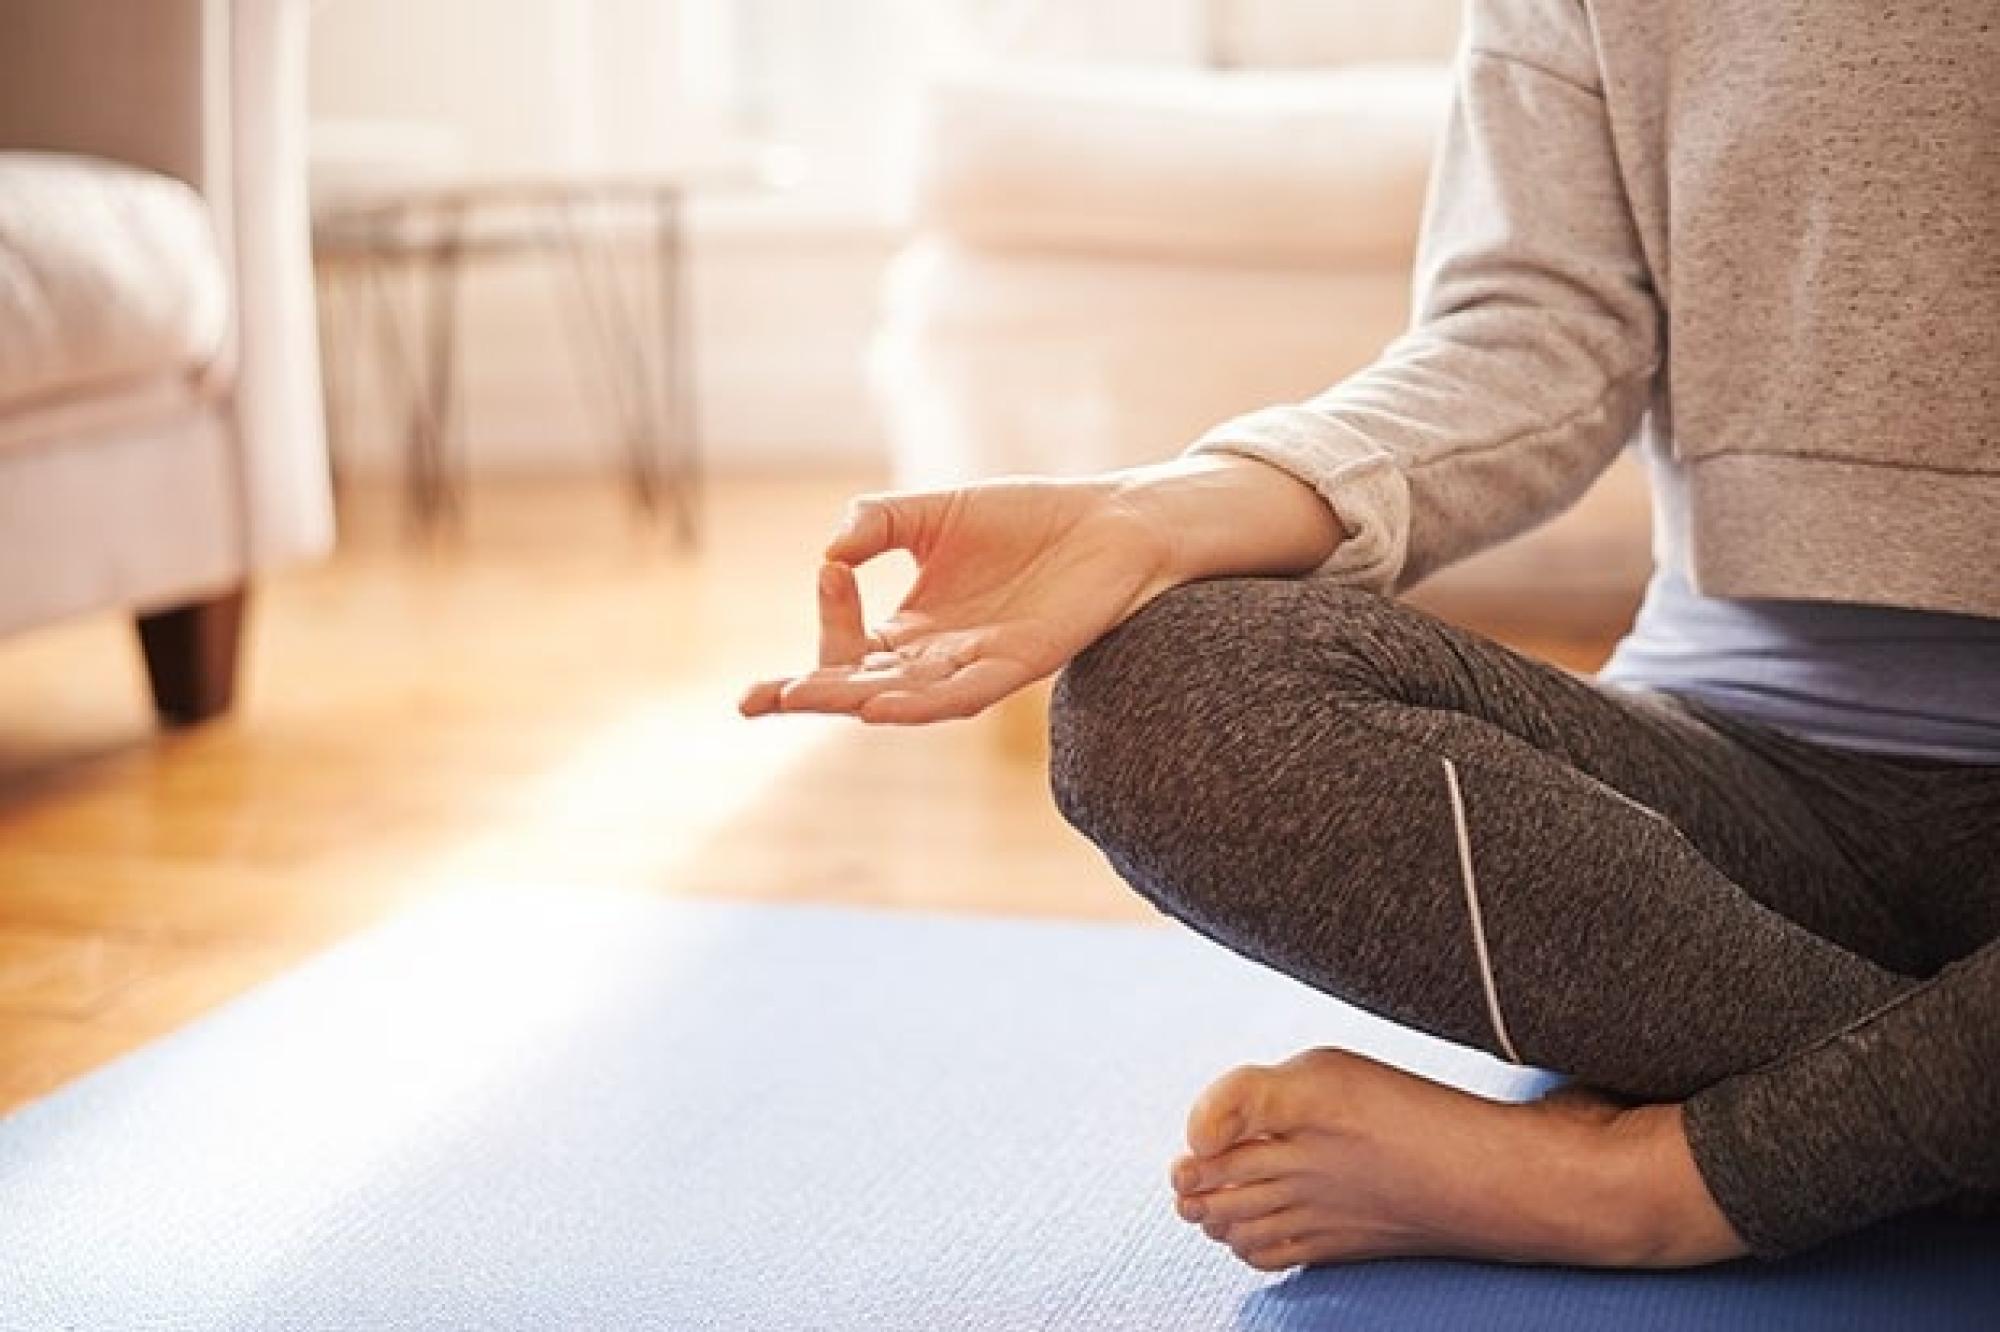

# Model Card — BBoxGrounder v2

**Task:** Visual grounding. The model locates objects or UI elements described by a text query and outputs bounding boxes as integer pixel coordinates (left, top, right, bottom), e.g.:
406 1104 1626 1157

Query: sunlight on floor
412 685 846 897
4 883 705 1299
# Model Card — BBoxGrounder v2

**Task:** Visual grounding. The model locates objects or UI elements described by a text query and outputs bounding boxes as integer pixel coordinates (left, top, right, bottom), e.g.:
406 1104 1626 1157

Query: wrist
1106 454 1346 587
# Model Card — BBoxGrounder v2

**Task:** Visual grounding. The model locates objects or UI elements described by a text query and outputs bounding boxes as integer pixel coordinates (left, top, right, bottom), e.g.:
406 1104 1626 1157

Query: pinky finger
738 678 790 717
857 658 1032 725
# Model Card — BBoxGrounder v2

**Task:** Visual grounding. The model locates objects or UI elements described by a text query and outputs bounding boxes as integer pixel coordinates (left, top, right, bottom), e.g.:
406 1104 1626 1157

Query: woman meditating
740 0 1997 1270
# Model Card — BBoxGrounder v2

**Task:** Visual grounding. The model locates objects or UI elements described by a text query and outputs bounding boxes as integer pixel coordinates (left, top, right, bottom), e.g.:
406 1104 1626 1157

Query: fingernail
1181 1198 1206 1222
819 564 841 595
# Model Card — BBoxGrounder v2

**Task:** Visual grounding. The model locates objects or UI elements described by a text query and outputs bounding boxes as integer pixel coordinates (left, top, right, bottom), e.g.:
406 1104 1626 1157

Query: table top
313 158 779 260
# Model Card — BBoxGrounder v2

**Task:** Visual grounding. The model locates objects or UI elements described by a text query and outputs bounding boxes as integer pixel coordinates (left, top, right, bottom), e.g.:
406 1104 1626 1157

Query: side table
314 174 747 545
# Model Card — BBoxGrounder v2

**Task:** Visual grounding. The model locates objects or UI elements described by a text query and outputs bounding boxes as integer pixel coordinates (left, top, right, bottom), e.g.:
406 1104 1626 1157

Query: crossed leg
1050 579 1996 1267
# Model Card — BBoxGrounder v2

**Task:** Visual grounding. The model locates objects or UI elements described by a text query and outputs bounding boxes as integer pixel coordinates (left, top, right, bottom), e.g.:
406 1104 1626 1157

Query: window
678 0 1209 212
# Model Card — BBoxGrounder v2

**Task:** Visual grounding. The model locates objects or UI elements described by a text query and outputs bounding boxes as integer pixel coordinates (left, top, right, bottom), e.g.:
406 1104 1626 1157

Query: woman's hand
738 455 1346 725
738 475 1180 724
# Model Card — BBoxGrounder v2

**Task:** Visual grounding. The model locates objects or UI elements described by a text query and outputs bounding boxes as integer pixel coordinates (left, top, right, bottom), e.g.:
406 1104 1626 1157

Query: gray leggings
1048 578 2000 1257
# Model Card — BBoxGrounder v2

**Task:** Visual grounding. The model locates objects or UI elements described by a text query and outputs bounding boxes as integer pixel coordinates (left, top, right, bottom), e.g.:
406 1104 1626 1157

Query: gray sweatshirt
1192 0 1999 619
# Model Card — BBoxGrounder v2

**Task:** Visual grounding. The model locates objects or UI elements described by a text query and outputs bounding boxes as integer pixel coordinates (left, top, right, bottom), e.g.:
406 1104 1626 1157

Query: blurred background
0 0 1650 1108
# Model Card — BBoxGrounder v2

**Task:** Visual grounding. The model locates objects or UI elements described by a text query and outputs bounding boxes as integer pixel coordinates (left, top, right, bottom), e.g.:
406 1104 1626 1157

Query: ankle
1592 1103 1749 1267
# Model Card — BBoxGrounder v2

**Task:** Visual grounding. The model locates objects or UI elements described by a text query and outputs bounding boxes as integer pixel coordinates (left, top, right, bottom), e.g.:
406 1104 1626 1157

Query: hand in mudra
739 477 1176 725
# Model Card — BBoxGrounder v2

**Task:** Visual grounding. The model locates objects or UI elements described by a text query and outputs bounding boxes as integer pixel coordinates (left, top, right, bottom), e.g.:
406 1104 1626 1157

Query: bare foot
1170 1048 1747 1273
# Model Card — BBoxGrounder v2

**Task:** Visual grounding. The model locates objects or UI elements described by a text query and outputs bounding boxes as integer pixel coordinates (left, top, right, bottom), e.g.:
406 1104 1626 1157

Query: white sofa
875 0 1652 629
0 0 331 721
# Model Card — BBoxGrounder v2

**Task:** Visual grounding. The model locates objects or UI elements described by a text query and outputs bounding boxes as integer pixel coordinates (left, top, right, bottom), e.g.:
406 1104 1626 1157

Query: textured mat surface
2 891 1993 1330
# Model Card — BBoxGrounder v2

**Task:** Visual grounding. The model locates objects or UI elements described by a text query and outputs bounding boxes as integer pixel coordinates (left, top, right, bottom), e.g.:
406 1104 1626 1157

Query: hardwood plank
0 926 152 1020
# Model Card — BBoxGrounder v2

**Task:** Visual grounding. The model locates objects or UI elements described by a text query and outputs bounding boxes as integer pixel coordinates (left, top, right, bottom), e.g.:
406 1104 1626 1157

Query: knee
1050 576 1402 788
1047 578 1421 913
1047 577 1340 863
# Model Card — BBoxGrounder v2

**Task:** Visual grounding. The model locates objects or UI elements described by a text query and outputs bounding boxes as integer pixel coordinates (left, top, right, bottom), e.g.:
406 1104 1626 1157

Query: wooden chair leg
135 588 248 725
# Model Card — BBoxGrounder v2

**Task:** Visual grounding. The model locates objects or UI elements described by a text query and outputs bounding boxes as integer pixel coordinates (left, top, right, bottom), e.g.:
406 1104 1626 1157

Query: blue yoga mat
2 891 1992 1330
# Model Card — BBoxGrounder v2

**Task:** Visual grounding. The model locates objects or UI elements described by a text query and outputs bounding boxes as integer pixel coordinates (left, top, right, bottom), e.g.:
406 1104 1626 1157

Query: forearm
1109 454 1348 587
1177 4 1660 595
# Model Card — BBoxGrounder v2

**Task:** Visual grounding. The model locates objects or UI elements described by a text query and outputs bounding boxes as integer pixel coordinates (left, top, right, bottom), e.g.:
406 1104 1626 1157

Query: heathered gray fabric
1050 579 2000 1257
1189 0 1999 616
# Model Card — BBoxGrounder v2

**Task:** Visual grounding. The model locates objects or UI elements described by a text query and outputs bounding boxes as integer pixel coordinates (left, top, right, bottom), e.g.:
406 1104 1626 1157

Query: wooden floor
0 475 1621 1113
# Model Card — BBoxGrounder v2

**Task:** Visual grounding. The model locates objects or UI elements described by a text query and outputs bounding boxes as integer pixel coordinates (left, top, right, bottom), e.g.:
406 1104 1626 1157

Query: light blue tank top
1599 567 2000 764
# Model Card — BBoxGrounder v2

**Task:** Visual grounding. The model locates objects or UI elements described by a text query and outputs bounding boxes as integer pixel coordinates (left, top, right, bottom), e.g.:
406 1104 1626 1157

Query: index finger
817 562 870 667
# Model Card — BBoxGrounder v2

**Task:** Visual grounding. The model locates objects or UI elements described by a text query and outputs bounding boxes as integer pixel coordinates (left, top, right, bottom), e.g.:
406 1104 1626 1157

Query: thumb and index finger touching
738 494 920 717
823 493 906 568
819 492 926 664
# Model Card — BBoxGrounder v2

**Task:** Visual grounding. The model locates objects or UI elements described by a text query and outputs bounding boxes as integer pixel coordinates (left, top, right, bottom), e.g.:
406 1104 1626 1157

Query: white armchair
0 0 332 721
874 0 1652 632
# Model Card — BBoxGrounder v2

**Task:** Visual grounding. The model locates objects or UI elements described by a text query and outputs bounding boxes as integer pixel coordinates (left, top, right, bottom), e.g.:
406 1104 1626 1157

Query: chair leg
135 587 248 725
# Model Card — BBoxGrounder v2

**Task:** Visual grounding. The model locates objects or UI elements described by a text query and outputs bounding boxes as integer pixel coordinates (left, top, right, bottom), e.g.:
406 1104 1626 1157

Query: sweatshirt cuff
1186 404 1412 592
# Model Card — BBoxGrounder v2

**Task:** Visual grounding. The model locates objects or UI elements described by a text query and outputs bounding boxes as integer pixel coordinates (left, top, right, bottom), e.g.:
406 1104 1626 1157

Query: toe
1190 1049 1375 1157
1186 1064 1280 1156
1240 1234 1314 1273
1224 1207 1315 1258
1172 1139 1297 1196
1243 1246 1296 1274
1239 1228 1362 1273
1178 1179 1298 1228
